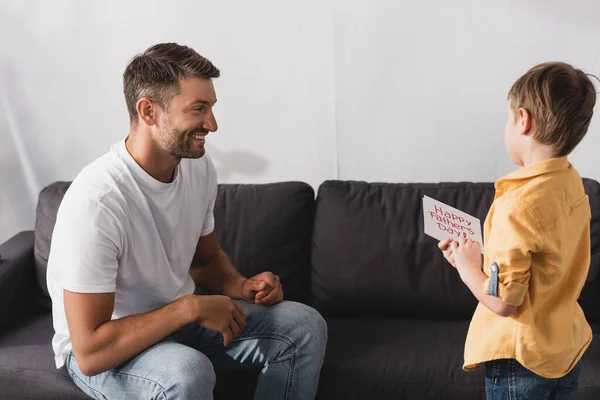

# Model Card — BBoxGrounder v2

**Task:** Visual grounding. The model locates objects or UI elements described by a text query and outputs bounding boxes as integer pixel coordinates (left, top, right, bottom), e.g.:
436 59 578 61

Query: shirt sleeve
483 203 543 307
200 154 218 237
48 197 120 294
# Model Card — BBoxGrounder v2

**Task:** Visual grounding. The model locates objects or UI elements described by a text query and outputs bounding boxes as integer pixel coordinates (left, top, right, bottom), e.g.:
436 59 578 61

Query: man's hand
240 272 283 306
438 238 456 268
193 295 246 347
451 238 483 281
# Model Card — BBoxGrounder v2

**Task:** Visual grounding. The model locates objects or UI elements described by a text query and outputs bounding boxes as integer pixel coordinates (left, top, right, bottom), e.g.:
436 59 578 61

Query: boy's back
439 61 598 398
464 157 592 378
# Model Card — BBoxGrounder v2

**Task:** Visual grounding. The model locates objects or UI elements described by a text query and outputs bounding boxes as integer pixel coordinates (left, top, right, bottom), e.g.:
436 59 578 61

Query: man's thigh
66 341 216 400
172 300 327 371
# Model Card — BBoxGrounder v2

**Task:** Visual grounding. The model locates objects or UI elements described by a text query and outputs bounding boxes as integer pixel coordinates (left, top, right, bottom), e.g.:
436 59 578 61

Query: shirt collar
495 157 570 191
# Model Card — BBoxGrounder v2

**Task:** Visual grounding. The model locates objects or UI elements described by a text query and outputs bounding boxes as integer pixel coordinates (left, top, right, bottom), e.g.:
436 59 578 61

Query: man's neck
125 130 180 183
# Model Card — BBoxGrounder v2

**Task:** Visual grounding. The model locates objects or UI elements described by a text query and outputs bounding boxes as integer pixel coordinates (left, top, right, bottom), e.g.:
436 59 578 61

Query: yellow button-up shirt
463 157 593 378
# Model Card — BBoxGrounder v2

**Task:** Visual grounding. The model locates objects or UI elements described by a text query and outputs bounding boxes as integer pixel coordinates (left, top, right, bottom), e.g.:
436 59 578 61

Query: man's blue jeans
66 300 328 400
485 358 582 400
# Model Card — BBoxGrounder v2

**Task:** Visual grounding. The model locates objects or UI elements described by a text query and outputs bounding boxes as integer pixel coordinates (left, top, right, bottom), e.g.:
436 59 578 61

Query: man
46 42 327 400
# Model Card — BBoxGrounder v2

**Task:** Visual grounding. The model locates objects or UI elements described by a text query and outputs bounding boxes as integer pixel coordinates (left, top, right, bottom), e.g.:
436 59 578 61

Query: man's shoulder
62 145 135 215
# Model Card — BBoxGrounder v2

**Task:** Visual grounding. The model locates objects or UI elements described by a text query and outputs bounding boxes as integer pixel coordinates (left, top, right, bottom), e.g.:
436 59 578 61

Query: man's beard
158 116 206 159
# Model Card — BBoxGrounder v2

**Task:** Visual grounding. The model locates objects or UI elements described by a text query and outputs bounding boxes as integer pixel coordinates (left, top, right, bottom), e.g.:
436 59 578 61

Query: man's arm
189 231 247 299
65 289 246 377
65 291 196 376
189 231 284 305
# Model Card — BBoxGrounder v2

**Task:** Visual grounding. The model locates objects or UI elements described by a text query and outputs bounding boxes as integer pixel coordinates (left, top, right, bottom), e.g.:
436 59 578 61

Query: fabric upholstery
0 231 37 331
0 312 88 400
213 182 315 303
316 318 600 400
34 182 71 310
311 179 600 321
4 177 600 400
0 312 258 400
311 180 494 319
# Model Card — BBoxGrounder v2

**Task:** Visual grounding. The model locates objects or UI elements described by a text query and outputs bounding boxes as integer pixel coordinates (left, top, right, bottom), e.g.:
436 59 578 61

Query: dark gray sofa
2 178 600 399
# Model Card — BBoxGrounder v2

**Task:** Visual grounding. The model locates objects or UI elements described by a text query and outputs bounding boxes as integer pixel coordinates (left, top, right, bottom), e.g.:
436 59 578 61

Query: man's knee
165 350 216 398
283 302 328 346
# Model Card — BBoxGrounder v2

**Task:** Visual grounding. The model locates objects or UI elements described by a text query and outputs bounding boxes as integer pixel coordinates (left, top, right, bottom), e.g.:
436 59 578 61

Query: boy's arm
454 252 517 317
445 205 540 317
442 239 517 317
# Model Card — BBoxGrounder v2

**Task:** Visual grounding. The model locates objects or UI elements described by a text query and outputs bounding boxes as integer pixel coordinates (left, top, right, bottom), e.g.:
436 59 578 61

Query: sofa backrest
33 181 315 308
310 179 600 321
212 182 315 303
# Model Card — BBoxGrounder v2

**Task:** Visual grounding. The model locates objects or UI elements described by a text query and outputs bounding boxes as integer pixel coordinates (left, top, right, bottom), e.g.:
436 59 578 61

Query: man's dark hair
123 43 220 123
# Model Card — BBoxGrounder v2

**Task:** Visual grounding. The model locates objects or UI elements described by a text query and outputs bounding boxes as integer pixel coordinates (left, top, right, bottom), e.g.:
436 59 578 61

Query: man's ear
136 98 157 127
518 107 533 136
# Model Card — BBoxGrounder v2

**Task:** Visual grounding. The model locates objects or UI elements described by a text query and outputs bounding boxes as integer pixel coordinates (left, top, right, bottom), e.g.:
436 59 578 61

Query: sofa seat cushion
0 312 260 399
0 312 88 400
317 318 600 400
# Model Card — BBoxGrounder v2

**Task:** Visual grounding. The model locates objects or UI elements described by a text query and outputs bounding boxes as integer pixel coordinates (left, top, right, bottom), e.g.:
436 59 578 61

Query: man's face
156 77 218 159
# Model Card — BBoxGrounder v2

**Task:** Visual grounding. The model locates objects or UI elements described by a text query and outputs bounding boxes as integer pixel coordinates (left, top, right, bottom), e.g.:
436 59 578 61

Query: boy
439 62 597 399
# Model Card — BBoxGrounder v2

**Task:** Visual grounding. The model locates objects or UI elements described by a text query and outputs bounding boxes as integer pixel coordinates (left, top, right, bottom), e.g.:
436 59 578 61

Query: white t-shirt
46 138 217 368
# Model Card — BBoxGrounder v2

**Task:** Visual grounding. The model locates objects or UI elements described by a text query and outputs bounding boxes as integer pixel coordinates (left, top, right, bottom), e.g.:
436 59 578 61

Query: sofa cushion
579 179 600 322
34 181 315 306
311 179 600 320
0 231 38 331
318 318 484 399
34 182 71 310
317 318 600 400
213 182 315 303
0 312 89 400
311 181 494 319
0 312 258 400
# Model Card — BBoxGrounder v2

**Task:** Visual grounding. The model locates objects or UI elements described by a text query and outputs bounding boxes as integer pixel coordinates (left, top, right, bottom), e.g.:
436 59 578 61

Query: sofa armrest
0 231 36 333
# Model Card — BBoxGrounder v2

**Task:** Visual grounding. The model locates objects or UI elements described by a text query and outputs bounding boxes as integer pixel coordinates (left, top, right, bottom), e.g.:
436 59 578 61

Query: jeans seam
491 362 498 399
284 348 296 400
104 370 169 399
509 360 516 400
197 331 298 350
193 332 298 400
68 366 107 400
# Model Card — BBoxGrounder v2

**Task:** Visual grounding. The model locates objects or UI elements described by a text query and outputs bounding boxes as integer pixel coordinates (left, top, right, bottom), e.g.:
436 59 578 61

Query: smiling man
46 43 327 400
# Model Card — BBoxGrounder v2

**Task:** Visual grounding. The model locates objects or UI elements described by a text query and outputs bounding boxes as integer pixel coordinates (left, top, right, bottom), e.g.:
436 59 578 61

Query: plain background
1 0 599 243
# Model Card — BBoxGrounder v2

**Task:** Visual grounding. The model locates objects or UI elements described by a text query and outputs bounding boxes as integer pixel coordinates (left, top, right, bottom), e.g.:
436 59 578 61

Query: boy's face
504 99 525 166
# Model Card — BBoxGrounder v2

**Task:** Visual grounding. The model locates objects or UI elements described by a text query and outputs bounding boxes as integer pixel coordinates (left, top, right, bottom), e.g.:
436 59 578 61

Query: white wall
1 0 599 243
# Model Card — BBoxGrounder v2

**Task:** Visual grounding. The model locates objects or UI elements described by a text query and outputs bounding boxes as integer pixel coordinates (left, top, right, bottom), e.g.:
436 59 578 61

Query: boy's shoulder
502 166 587 227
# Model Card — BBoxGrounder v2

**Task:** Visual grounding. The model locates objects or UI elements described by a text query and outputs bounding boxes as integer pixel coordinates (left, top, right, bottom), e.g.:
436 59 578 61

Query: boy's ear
518 107 533 136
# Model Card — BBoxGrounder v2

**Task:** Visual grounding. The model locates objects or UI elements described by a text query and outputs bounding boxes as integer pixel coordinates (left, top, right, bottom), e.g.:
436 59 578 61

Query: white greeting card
423 195 483 250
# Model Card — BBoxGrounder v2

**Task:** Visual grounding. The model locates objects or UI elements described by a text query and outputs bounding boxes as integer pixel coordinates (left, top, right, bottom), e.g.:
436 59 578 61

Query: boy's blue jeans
65 300 327 400
485 358 582 400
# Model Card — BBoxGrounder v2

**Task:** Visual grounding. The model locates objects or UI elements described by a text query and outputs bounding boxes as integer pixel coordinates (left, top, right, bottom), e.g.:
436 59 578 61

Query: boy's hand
438 238 456 268
451 238 483 280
